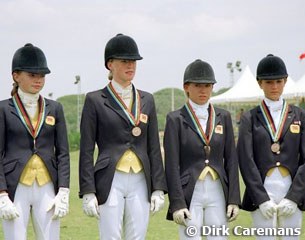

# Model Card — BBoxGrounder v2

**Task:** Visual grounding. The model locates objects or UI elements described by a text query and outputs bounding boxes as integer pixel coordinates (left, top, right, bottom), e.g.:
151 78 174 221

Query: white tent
211 65 263 104
282 77 297 99
293 73 305 97
211 65 297 104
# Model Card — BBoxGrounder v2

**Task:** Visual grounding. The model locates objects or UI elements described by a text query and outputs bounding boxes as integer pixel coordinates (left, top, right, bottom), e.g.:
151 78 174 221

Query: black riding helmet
256 54 288 80
184 59 217 84
12 43 50 74
104 34 143 70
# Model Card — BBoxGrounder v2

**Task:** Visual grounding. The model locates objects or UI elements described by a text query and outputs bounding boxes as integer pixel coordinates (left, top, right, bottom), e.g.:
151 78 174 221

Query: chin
198 100 208 105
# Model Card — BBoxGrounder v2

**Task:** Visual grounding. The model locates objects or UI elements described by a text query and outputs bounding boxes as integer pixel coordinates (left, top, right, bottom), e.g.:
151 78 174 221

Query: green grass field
1 151 305 239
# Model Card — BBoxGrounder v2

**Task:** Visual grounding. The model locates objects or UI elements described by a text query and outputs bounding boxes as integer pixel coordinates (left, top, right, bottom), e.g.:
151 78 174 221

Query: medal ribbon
107 83 141 126
259 100 289 142
185 101 215 146
12 93 46 139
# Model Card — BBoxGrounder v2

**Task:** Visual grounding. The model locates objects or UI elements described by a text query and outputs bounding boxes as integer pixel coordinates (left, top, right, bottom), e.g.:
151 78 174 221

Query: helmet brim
256 74 288 80
13 67 51 74
184 79 217 84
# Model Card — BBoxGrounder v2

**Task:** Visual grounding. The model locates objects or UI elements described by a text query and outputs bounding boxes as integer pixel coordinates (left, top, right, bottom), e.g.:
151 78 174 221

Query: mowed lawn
0 150 304 239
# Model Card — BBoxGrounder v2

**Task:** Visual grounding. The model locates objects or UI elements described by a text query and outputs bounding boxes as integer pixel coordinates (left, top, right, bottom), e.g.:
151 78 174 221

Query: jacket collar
256 103 295 141
101 86 146 125
181 104 221 143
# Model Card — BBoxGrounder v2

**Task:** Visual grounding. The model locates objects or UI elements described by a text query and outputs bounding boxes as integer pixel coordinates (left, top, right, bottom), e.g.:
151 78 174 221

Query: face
258 78 287 101
107 59 136 87
13 71 45 94
184 83 213 105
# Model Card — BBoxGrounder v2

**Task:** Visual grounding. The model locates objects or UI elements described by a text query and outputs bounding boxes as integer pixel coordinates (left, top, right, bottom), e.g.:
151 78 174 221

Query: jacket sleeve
223 111 241 205
164 113 187 212
147 94 167 193
237 112 270 206
79 94 97 197
285 108 305 204
55 102 70 189
0 103 8 191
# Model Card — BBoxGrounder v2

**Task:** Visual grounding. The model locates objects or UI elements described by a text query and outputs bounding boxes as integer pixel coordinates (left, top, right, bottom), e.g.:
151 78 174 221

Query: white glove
47 187 70 219
150 190 165 213
83 193 99 219
0 192 19 220
259 200 277 219
277 198 297 217
173 208 191 227
227 204 239 222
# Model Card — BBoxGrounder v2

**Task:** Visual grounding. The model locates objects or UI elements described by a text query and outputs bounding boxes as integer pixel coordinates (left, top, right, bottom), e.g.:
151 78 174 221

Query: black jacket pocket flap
94 156 110 171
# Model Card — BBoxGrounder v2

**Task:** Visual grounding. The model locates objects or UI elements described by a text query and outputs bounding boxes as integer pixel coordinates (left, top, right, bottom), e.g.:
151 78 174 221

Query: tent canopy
211 65 297 104
211 66 262 103
294 73 305 97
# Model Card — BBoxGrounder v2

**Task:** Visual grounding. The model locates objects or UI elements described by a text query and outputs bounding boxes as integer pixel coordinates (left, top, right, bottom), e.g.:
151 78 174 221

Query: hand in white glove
47 187 70 219
277 198 297 217
0 192 19 220
259 200 277 219
173 208 191 227
227 204 239 222
83 193 99 219
150 190 165 213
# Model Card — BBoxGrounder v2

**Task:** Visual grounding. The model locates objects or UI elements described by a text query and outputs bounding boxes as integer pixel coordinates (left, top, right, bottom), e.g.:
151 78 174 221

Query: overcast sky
1 0 305 100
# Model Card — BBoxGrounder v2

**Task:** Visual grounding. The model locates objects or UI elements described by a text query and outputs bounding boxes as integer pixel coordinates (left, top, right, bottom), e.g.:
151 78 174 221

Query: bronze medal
132 126 141 137
271 143 280 153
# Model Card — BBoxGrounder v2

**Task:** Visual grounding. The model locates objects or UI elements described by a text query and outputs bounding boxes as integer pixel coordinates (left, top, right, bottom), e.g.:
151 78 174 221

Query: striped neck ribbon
107 82 141 126
12 93 45 139
185 101 215 146
259 100 289 142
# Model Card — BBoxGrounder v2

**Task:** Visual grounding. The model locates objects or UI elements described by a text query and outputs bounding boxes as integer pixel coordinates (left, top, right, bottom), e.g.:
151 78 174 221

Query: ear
107 60 113 70
257 80 263 89
12 72 20 82
183 83 189 92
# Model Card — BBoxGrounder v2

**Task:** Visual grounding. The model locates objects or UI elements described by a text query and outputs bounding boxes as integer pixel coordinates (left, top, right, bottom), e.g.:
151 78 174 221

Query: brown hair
108 71 113 81
11 71 20 96
11 81 18 96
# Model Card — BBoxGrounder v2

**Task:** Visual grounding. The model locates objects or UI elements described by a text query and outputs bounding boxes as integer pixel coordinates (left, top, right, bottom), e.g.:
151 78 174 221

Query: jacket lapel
256 106 271 134
181 105 216 144
102 87 132 125
139 90 146 111
181 105 199 134
256 104 295 141
208 107 221 144
9 98 19 118
280 105 295 139
43 98 51 123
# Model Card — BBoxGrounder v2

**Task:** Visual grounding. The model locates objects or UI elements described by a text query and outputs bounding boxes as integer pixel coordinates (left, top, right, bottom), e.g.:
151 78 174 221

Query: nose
199 85 207 91
127 61 136 67
271 82 279 88
34 76 45 84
